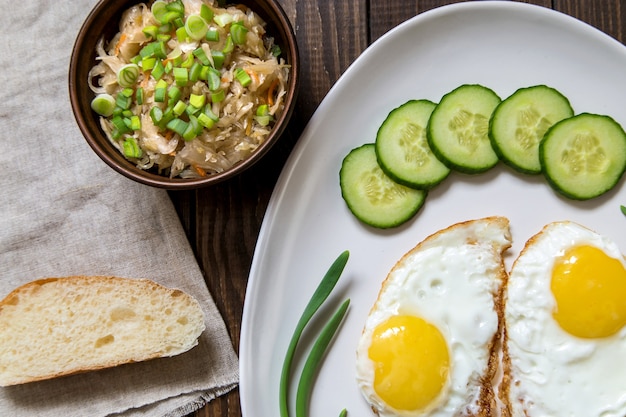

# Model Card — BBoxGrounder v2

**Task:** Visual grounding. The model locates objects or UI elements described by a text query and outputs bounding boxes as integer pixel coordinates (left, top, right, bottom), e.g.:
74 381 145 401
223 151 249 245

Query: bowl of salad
69 0 299 189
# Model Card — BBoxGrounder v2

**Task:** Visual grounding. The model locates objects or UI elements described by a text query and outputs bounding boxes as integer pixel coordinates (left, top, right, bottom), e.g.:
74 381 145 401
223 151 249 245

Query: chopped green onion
142 25 159 39
151 59 166 80
210 88 225 103
186 104 201 116
173 67 188 86
129 115 142 130
117 63 140 88
130 55 141 65
122 137 142 158
166 118 189 136
189 62 202 82
279 251 350 417
168 85 182 102
151 0 168 23
166 0 184 14
199 65 210 81
150 106 163 125
175 26 189 43
192 47 210 65
183 115 200 140
115 93 132 110
156 33 171 42
141 56 157 71
180 53 195 68
222 34 234 54
230 21 248 45
173 16 185 28
255 104 272 126
295 299 350 417
185 14 209 40
234 68 252 87
160 106 175 127
198 112 216 129
213 12 233 27
161 10 182 24
271 44 282 57
90 93 116 117
200 4 214 23
154 79 168 102
122 109 134 117
135 87 144 105
211 50 225 69
158 22 172 34
206 67 221 91
205 27 220 42
121 88 134 97
189 93 206 109
111 115 131 135
164 60 173 73
173 100 187 116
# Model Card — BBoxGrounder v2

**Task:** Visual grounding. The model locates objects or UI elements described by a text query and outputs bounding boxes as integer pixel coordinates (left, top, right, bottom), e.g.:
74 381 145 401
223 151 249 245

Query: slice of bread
356 216 511 416
0 276 206 386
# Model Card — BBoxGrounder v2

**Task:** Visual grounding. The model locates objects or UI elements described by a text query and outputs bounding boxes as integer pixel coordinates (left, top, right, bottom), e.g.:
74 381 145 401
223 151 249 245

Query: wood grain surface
174 1 624 416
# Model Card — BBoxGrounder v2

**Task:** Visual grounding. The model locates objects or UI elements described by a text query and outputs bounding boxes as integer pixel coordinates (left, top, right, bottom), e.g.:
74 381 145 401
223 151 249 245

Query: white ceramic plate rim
240 2 626 416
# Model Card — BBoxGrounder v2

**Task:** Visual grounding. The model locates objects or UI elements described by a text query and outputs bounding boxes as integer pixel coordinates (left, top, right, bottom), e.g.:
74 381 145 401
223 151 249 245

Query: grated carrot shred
267 79 279 106
193 164 207 177
114 34 127 57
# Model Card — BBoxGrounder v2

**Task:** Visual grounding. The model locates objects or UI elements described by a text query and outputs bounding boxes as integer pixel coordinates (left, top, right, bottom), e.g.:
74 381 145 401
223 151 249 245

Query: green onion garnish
168 85 182 102
255 104 272 126
173 67 188 86
295 298 350 417
189 93 206 109
142 25 159 39
117 63 140 88
151 0 168 23
122 137 142 158
180 53 195 68
279 251 350 417
151 59 166 80
166 118 189 136
198 112 216 129
185 14 209 41
213 12 233 27
200 4 214 23
129 115 142 130
205 28 219 42
192 47 210 66
173 100 187 116
90 94 116 117
136 87 144 105
206 67 221 91
230 21 248 45
141 57 157 71
189 62 202 82
222 34 234 54
211 50 225 69
210 89 225 103
234 68 252 87
115 93 132 110
154 79 168 102
175 26 189 43
183 115 200 140
150 106 163 125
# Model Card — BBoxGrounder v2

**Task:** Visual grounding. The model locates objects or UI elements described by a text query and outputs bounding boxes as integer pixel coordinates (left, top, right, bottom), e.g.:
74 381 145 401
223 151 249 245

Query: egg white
356 218 510 417
505 221 626 416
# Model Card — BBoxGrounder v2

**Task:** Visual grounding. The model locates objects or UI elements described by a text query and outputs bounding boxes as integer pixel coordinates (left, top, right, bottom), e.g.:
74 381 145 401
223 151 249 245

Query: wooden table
173 0 624 416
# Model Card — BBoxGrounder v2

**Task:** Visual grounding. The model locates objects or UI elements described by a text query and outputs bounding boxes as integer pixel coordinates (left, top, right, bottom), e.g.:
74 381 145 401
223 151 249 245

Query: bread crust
0 276 206 386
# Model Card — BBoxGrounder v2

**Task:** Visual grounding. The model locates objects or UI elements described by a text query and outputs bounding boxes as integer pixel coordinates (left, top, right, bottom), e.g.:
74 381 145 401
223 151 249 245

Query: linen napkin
0 0 239 416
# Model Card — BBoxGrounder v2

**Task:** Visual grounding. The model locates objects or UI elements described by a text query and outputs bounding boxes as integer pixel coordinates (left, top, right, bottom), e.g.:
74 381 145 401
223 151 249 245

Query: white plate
240 2 626 416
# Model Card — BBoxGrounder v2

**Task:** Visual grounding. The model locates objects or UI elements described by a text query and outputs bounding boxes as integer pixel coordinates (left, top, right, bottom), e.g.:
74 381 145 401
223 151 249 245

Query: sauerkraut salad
88 0 290 178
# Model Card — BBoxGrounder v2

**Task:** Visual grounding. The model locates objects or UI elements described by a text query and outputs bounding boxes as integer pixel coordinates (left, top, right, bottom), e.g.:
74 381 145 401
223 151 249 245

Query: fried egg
504 221 626 416
356 217 511 416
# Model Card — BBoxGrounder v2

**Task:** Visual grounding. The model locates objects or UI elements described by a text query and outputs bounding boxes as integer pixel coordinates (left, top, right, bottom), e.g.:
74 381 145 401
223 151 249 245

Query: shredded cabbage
88 0 290 179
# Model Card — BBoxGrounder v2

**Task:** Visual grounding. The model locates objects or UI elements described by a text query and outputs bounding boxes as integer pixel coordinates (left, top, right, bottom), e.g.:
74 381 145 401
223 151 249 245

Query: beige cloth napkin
0 0 239 416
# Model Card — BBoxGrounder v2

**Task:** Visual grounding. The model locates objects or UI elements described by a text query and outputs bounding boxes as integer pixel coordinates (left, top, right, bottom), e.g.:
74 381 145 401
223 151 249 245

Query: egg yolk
551 244 626 338
368 315 449 411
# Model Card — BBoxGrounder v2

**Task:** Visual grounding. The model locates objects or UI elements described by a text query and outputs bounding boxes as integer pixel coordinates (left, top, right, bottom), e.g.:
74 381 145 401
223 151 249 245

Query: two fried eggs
355 218 626 416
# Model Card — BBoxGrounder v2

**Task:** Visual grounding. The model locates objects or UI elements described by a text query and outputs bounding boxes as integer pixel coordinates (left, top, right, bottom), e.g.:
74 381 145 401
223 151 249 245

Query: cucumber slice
340 144 427 228
427 84 501 173
540 113 626 200
490 85 574 174
375 100 450 189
